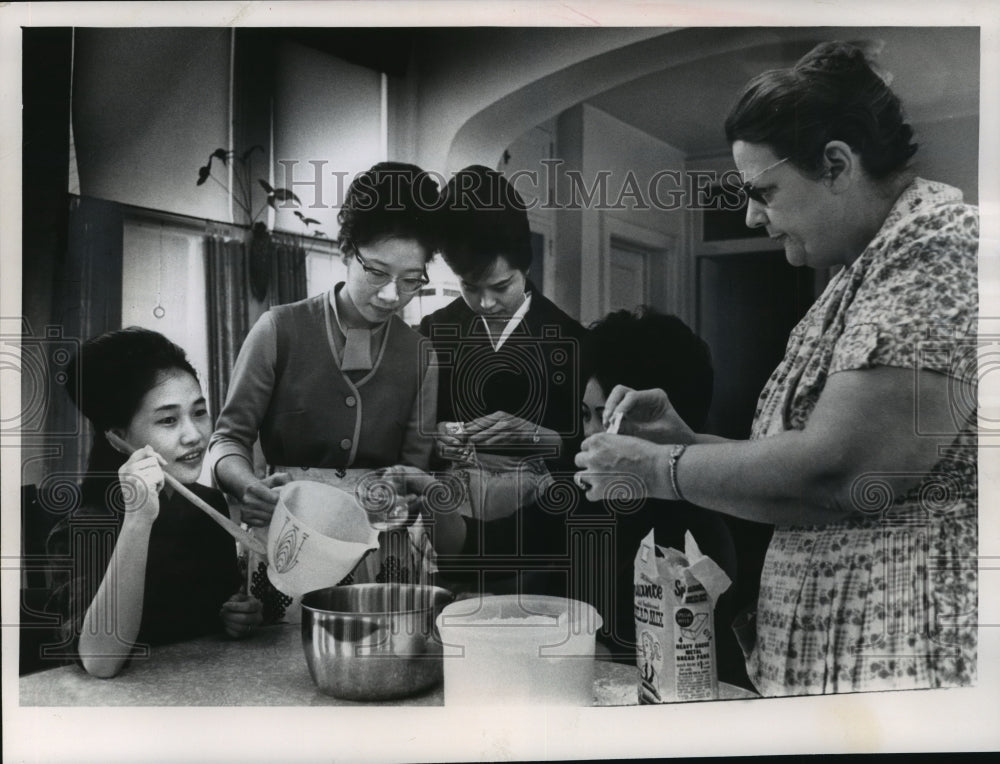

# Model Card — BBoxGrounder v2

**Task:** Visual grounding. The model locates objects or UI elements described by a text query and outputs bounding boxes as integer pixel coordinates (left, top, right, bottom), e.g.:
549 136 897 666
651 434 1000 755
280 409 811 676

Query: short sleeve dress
46 481 241 665
745 178 978 696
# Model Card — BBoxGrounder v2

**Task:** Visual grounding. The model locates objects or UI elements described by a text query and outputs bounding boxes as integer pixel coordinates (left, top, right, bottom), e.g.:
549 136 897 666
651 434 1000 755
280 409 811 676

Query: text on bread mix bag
634 529 731 703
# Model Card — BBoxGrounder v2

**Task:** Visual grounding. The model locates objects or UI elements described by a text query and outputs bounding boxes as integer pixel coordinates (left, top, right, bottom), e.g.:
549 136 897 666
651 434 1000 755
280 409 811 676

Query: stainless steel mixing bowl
301 583 454 701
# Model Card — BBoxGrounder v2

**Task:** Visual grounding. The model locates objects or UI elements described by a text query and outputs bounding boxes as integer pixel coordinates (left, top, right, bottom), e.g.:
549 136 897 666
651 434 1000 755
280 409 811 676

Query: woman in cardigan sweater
208 163 462 618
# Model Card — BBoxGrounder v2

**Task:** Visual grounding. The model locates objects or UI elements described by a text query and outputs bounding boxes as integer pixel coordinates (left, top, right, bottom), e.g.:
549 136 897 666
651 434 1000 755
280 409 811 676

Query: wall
68 31 389 351
272 39 385 235
72 28 231 221
403 28 667 173
554 108 585 319
500 120 558 295
72 30 388 239
557 104 688 326
912 114 980 204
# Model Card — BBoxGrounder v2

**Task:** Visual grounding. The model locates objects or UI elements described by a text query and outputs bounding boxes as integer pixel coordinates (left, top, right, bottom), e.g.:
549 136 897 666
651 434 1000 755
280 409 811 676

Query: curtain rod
68 194 337 250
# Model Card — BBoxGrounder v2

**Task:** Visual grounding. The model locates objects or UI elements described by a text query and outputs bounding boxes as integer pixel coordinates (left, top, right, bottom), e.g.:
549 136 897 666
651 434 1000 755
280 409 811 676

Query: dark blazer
418 283 587 469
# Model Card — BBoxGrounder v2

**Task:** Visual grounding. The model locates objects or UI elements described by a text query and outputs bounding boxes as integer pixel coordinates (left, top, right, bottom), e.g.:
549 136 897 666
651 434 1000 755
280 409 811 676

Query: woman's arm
374 466 468 554
399 348 439 471
214 458 289 526
207 314 289 525
78 517 154 677
77 448 162 678
578 366 973 526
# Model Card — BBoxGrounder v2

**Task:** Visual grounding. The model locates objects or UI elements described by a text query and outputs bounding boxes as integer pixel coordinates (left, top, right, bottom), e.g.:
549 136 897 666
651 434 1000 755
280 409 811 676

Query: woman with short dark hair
208 163 452 619
421 165 586 461
416 164 588 596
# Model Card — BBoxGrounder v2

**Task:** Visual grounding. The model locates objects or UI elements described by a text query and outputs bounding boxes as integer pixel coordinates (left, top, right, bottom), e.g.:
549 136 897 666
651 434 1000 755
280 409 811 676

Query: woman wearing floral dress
574 41 977 696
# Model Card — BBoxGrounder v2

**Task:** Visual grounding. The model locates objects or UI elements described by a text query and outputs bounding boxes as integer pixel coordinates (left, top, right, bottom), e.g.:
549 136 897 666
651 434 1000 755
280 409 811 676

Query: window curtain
46 197 125 481
205 235 250 422
267 232 308 308
204 231 307 421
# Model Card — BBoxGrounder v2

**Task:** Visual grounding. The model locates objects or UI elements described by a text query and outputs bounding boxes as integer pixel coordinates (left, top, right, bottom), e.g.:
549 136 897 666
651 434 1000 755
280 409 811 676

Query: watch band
667 443 687 502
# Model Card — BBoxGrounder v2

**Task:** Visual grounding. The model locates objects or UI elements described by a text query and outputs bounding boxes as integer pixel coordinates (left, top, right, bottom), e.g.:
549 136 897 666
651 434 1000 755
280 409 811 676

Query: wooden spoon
105 431 267 555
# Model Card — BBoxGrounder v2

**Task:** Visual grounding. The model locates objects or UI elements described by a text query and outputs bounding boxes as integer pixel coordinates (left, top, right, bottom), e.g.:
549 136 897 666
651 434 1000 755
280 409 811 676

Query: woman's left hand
463 411 559 451
574 433 670 502
220 592 263 639
373 464 437 496
362 466 468 554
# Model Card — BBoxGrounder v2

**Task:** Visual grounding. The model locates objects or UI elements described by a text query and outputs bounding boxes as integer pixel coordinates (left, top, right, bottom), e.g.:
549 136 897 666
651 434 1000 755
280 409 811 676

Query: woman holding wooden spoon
46 328 262 678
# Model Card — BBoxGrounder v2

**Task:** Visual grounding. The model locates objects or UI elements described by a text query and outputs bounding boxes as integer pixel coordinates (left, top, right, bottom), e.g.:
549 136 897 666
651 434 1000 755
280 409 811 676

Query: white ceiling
584 27 980 158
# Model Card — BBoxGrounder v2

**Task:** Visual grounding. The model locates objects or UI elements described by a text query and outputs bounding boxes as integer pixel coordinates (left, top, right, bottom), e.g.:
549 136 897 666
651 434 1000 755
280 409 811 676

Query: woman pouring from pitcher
207 162 460 621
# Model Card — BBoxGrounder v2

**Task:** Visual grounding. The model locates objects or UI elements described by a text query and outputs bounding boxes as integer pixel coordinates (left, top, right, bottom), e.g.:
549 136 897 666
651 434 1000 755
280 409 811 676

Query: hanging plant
197 146 326 300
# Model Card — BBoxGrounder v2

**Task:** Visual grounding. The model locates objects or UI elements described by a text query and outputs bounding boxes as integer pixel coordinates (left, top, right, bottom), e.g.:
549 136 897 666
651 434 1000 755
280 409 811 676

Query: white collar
481 292 532 351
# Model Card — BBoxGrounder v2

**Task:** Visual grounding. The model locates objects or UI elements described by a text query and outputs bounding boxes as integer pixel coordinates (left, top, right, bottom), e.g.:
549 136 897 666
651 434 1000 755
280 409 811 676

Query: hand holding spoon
105 431 268 555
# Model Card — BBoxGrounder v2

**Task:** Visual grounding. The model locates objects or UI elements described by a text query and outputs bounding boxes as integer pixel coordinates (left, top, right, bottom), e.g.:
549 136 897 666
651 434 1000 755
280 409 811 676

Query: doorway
607 237 650 313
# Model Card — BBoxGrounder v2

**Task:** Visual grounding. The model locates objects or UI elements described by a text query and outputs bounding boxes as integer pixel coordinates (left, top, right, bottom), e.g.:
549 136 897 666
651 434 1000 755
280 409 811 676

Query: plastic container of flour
436 594 602 705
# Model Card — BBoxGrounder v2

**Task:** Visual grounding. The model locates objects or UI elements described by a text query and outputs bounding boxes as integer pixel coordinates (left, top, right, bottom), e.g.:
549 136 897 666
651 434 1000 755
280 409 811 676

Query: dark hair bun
337 162 440 259
584 307 713 431
66 326 197 430
796 41 876 77
725 40 917 179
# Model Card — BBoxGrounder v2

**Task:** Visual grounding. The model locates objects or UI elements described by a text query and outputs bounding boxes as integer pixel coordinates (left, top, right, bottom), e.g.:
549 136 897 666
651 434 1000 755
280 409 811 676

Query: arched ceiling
585 26 979 158
445 26 979 169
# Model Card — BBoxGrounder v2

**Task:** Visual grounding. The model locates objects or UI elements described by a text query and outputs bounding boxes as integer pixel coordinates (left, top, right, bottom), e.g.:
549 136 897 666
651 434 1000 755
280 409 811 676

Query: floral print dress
745 179 978 696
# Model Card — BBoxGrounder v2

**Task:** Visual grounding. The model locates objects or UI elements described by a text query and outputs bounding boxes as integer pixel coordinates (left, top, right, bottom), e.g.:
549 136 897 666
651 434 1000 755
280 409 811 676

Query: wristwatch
667 443 687 502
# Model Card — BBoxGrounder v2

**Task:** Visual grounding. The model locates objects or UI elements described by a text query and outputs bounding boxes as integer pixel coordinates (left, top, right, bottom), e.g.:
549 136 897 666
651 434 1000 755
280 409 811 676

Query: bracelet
667 444 687 502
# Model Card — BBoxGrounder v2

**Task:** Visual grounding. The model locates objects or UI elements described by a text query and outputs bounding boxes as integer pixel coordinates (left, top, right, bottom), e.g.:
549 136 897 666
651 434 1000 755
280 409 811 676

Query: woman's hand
375 464 438 496
366 465 467 554
118 445 166 524
434 421 473 462
357 465 433 528
574 433 671 503
462 411 560 452
80 445 164 677
220 592 263 639
240 472 291 527
603 386 696 445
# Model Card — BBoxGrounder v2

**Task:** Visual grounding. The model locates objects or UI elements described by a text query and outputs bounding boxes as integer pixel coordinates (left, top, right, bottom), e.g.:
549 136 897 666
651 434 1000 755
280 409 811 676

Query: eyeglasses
352 248 430 295
739 156 789 205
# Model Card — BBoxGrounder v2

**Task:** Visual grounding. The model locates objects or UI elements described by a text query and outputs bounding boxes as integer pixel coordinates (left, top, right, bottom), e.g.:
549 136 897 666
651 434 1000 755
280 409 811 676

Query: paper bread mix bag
634 528 732 703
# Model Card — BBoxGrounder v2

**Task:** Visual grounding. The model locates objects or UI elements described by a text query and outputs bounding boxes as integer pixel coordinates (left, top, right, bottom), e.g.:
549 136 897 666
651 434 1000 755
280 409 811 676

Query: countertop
19 624 757 706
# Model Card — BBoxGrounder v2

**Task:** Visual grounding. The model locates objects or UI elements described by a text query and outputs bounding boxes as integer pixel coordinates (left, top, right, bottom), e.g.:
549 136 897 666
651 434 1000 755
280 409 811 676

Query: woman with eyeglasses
575 41 978 696
207 162 452 620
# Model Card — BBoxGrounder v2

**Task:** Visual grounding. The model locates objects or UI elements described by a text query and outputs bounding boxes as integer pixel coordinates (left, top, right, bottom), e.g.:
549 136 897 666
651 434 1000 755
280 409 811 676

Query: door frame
527 208 556 299
598 214 686 324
